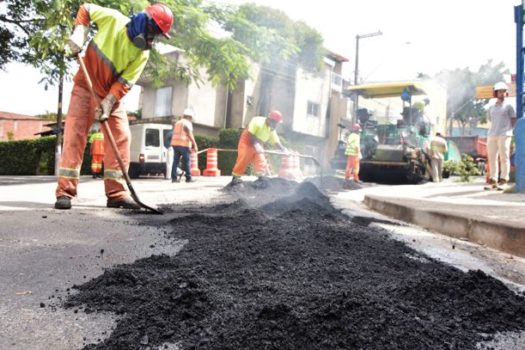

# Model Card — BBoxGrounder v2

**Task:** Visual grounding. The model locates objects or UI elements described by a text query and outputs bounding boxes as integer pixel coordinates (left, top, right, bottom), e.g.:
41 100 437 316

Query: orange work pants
345 155 360 181
91 154 103 174
232 129 268 176
56 83 130 200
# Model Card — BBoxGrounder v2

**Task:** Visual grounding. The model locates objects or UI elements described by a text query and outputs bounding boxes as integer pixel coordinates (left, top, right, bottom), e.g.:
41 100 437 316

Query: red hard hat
145 3 174 39
268 110 283 123
352 123 361 131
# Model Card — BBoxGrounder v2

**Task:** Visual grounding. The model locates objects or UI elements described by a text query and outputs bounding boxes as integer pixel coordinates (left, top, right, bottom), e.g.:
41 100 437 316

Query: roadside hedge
0 135 92 176
0 128 244 176
0 137 56 175
217 128 242 175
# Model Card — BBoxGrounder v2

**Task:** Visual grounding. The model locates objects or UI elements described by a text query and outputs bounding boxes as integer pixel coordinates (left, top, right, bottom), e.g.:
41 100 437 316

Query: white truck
128 123 173 179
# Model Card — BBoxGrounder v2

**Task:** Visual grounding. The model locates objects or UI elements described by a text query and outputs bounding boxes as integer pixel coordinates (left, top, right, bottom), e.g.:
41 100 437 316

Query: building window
307 101 320 117
145 128 160 147
155 86 172 117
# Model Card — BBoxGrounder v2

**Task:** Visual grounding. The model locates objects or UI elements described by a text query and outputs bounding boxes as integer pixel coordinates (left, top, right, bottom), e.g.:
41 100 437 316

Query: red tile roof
0 111 38 120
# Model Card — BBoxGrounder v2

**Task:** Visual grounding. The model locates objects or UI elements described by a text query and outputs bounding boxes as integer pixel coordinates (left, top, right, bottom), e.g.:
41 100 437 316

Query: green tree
1 0 324 91
219 3 323 116
435 60 508 135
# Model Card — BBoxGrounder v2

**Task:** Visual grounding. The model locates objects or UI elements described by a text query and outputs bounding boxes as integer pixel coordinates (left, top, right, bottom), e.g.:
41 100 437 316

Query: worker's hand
254 143 264 154
65 25 88 57
192 143 198 153
95 94 116 122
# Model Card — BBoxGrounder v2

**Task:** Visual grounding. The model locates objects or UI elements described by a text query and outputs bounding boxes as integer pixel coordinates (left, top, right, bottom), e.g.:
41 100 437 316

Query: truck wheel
128 164 140 179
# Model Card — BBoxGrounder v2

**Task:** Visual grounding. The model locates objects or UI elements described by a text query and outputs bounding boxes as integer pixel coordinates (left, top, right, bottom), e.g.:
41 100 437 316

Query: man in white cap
485 82 516 190
170 108 198 183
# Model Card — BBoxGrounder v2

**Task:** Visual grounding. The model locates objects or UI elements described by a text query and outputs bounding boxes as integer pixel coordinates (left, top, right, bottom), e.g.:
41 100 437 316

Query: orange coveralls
232 117 280 177
56 4 149 201
345 132 361 181
90 131 104 174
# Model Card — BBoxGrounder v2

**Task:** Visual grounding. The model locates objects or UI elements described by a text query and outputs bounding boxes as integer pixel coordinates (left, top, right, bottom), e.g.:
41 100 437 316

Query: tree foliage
0 0 324 91
435 60 508 134
223 3 323 72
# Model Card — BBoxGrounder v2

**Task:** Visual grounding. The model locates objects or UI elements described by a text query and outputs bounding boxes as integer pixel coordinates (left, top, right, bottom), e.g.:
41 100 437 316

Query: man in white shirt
485 82 516 190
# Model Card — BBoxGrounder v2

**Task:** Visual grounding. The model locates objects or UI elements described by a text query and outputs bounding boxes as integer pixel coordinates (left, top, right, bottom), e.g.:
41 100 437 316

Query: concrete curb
364 195 525 258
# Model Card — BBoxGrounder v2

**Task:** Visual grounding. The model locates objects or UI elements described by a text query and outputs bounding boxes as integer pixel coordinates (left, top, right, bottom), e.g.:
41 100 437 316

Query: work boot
185 177 196 183
107 197 141 209
497 179 508 191
253 176 269 189
484 178 497 191
55 196 72 210
172 177 180 183
230 176 243 186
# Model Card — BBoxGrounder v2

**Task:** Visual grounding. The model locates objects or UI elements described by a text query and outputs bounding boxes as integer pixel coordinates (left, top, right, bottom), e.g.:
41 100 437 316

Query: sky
0 0 520 116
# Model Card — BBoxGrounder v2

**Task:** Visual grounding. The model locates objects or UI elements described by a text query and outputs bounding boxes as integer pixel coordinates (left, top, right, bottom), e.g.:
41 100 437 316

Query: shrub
0 136 56 175
0 135 94 176
444 154 480 182
217 128 242 175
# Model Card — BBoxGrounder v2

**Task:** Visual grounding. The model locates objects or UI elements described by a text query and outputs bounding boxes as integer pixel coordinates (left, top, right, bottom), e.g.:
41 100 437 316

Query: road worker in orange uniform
230 111 287 185
55 3 173 210
171 108 198 183
89 128 104 178
344 123 362 186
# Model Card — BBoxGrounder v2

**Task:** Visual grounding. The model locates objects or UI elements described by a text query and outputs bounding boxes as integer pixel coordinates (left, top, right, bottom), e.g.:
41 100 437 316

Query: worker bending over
231 111 287 185
55 3 173 210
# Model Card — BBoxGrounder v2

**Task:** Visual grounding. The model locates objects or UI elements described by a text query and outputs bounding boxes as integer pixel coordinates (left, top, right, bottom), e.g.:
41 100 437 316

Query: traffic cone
190 150 201 176
278 154 294 180
203 148 221 176
279 152 303 181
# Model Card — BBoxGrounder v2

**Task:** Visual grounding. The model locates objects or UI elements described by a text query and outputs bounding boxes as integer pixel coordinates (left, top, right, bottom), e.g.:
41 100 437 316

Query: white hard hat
493 82 508 91
183 108 194 118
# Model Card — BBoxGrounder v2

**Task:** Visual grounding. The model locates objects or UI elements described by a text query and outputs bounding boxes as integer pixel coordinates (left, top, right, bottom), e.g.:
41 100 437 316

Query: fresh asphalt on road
0 175 524 349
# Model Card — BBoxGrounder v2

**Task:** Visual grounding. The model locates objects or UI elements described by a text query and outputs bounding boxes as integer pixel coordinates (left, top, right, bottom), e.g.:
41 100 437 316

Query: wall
138 52 349 162
292 67 330 138
0 119 50 141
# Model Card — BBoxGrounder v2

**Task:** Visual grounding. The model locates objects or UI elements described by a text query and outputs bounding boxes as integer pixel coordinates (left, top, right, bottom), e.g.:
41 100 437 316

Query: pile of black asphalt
64 177 525 350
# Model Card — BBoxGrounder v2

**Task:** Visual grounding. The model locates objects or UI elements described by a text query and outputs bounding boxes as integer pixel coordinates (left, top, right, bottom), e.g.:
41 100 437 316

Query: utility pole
353 30 382 122
514 3 525 191
55 64 64 176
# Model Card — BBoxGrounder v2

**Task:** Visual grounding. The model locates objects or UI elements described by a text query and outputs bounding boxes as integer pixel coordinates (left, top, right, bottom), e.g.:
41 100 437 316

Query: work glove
95 94 116 122
254 143 264 154
65 25 88 57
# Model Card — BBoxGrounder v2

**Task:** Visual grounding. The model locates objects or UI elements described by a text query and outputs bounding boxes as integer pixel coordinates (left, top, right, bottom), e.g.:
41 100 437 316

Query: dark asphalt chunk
64 178 525 350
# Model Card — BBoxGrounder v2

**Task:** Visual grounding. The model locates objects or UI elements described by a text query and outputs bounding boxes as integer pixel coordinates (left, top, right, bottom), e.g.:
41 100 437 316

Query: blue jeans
172 146 191 180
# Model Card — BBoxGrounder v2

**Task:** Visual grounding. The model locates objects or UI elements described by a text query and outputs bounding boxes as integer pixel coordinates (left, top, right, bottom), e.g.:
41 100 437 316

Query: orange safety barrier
203 148 221 176
278 152 303 181
190 150 201 176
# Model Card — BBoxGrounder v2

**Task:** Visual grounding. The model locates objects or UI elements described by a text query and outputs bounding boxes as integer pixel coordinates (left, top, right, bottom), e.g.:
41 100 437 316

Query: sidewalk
351 178 525 257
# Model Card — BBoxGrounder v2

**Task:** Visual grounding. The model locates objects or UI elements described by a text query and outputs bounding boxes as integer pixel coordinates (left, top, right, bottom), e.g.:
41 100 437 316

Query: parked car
128 123 172 178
